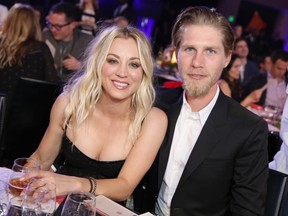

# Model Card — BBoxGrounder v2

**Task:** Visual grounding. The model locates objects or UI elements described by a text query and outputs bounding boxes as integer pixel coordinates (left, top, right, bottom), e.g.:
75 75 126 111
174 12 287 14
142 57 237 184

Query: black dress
57 134 125 179
54 134 125 216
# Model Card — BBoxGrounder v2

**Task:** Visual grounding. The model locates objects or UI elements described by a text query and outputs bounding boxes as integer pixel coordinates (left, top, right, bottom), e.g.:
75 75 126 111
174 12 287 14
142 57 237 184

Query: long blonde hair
63 25 155 145
0 3 42 68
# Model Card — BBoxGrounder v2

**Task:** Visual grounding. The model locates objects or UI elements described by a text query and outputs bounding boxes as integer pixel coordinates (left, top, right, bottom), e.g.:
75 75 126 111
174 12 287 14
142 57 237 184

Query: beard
181 70 220 98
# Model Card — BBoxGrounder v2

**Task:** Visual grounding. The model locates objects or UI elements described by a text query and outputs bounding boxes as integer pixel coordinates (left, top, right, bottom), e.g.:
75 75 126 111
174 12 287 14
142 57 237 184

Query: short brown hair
172 6 235 55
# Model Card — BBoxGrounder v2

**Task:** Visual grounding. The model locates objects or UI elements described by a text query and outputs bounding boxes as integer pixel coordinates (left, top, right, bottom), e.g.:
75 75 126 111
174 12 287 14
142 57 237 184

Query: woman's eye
130 62 141 69
107 58 118 64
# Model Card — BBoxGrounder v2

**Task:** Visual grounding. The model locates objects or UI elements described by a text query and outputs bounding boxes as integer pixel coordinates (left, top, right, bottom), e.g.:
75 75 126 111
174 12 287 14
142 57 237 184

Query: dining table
0 167 153 216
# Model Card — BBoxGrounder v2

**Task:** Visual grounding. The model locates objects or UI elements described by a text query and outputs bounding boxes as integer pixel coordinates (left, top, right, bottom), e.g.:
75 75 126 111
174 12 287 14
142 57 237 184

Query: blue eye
185 47 194 52
206 49 216 55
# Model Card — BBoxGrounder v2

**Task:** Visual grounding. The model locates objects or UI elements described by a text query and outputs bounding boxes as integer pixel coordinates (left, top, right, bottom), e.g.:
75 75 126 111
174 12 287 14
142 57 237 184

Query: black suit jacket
242 60 259 86
135 87 269 216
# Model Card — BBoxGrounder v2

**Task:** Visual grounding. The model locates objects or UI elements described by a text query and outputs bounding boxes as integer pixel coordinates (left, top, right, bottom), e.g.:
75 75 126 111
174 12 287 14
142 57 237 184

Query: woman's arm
96 107 167 201
29 93 68 170
22 107 168 200
240 84 267 107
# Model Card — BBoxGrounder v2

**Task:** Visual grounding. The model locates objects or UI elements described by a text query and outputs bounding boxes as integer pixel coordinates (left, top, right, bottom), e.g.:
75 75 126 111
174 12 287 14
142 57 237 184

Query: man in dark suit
137 6 268 216
233 37 259 86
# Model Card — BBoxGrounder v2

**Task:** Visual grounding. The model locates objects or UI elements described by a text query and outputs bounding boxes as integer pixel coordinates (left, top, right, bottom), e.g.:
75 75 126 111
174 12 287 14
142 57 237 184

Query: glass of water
22 180 57 216
61 191 96 216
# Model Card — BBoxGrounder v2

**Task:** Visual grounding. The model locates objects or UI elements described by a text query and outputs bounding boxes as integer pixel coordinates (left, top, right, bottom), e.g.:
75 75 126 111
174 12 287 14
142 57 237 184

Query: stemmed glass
61 191 96 216
8 157 40 197
22 180 57 216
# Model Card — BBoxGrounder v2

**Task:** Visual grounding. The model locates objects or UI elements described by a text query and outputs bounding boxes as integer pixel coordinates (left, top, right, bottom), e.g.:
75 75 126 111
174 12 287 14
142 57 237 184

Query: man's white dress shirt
155 87 220 215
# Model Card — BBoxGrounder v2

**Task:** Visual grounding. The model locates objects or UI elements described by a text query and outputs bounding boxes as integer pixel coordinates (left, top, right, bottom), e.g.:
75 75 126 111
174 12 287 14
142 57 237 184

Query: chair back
0 77 62 167
265 169 288 216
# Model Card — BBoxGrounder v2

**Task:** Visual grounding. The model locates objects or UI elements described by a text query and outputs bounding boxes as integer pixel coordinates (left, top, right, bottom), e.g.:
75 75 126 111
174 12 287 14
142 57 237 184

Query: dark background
0 0 286 54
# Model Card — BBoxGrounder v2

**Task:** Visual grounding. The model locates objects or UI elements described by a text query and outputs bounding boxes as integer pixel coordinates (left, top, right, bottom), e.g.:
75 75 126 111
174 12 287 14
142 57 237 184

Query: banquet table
0 167 152 216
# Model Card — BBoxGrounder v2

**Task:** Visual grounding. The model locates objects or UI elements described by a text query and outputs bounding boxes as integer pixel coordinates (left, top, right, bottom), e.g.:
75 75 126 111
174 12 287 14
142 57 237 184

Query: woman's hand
241 84 268 107
20 170 88 197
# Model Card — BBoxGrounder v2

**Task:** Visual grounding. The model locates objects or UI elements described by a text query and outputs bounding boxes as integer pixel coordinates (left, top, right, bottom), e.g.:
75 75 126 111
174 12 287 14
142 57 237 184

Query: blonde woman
23 25 167 204
0 3 58 109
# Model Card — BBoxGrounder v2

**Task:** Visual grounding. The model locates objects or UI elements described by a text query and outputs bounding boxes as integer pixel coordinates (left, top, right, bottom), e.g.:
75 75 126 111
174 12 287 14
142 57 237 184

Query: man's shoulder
224 92 266 126
42 29 56 43
74 29 94 41
246 59 259 70
42 29 52 38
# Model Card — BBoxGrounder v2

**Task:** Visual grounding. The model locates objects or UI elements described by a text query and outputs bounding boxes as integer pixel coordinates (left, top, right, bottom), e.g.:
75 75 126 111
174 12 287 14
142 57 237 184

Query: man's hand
62 54 81 71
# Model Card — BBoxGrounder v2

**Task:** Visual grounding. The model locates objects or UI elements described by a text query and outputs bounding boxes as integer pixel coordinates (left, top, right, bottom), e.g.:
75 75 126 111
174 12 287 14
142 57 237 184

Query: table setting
247 103 282 133
0 158 153 216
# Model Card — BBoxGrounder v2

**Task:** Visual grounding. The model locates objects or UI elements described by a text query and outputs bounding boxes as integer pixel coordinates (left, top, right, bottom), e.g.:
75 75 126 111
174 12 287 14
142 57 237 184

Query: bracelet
86 177 97 196
86 177 93 193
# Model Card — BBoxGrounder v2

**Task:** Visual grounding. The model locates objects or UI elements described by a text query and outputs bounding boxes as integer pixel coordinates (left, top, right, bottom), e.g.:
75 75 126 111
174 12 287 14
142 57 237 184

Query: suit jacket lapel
177 91 229 187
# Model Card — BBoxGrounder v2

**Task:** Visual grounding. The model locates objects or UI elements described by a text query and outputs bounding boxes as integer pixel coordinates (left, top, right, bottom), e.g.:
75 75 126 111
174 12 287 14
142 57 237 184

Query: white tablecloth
0 167 10 182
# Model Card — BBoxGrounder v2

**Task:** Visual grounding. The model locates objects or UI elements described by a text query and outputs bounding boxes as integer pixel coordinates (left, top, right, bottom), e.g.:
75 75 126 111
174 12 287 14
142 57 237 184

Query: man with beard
135 6 269 216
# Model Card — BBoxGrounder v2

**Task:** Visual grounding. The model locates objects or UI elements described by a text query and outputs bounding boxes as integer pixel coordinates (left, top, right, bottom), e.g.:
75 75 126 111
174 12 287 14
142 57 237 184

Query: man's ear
224 51 232 68
70 21 79 29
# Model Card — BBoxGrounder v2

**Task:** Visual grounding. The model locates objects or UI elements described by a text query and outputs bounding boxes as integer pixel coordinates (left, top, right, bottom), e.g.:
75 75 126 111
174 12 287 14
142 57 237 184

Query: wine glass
8 157 40 197
22 180 56 216
0 180 9 216
61 191 96 216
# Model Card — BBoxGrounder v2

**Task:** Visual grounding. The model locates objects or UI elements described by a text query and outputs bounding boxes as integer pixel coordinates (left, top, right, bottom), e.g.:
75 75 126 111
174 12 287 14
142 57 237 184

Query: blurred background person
0 3 58 111
243 49 288 111
0 3 8 29
113 0 135 25
256 53 272 75
43 2 93 81
219 54 265 107
233 24 243 39
114 16 129 27
233 37 259 86
269 85 288 173
77 0 101 36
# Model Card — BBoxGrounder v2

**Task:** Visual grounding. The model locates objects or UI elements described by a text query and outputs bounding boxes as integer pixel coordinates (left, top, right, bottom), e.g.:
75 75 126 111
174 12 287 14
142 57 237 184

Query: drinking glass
8 158 40 197
22 181 56 216
263 105 281 125
6 196 23 216
61 191 96 216
0 180 9 216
